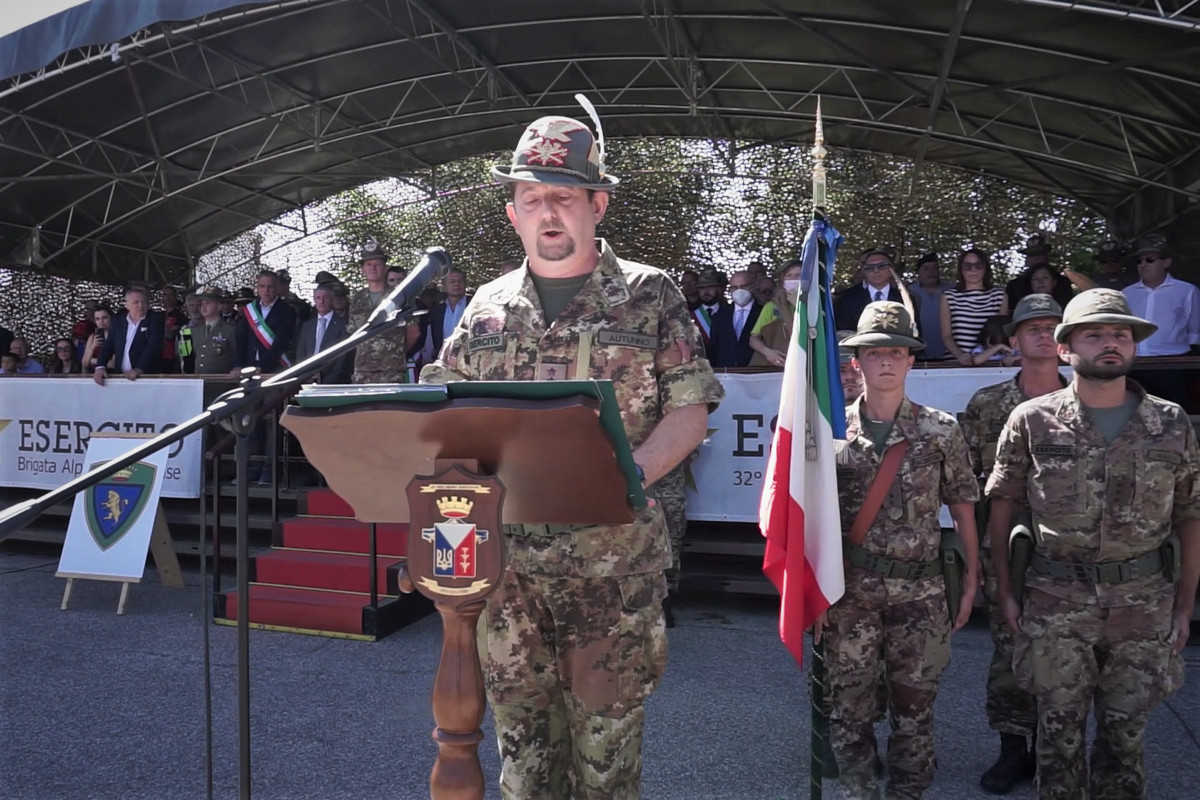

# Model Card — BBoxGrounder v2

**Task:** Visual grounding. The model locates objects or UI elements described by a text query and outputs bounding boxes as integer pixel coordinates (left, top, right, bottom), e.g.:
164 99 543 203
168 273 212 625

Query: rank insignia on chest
538 361 569 381
422 497 489 579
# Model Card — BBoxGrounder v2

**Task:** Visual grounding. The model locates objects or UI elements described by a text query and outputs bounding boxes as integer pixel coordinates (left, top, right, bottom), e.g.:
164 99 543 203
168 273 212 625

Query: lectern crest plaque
406 464 505 611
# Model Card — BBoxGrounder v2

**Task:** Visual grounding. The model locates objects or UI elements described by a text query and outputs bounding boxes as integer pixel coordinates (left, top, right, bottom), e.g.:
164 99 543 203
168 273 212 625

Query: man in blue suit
293 283 352 384
92 286 166 385
707 270 761 367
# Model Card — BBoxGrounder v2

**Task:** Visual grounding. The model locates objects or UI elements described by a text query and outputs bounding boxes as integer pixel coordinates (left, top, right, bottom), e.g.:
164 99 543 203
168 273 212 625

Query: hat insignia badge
523 119 585 166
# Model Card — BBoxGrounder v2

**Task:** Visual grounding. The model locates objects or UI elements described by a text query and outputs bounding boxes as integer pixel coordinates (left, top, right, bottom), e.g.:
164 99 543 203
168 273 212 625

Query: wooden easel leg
149 504 185 589
117 582 131 615
60 578 74 611
429 599 487 800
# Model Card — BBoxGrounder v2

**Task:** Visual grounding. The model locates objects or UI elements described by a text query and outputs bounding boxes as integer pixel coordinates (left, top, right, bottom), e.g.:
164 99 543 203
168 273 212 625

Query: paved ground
2 543 1198 800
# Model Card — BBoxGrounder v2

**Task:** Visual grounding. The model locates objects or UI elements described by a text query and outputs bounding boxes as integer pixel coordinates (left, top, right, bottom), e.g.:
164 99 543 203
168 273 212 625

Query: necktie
316 316 328 352
734 308 747 338
874 290 884 302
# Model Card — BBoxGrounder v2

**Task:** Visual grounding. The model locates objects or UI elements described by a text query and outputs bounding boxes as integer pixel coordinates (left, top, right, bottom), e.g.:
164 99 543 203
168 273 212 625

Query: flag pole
808 95 829 800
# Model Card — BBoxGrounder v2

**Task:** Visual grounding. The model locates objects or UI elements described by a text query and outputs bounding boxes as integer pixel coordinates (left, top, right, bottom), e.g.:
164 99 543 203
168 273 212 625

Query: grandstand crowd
1 232 1196 406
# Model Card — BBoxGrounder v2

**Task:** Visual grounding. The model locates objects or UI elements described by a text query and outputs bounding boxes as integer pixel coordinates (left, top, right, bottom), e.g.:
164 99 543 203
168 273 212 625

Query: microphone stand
0 303 423 800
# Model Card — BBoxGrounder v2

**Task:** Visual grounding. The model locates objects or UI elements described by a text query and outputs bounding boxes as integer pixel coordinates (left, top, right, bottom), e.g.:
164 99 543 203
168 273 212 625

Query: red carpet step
213 488 430 639
253 548 398 594
274 517 408 556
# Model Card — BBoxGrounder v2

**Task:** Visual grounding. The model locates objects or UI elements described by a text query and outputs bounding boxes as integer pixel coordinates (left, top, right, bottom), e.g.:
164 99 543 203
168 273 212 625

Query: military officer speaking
822 301 980 800
421 104 723 799
986 289 1200 800
961 293 1067 795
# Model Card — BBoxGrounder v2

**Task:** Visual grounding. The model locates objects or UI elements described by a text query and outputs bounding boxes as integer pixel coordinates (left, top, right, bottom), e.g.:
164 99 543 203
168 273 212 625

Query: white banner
0 378 205 498
686 367 1025 522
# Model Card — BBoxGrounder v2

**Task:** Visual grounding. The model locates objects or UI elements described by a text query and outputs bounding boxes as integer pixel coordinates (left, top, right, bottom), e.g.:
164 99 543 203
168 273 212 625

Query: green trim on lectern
294 380 646 510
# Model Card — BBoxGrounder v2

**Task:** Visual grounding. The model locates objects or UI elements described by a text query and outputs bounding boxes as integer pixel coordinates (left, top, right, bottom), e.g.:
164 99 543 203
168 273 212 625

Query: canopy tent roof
2 0 1198 285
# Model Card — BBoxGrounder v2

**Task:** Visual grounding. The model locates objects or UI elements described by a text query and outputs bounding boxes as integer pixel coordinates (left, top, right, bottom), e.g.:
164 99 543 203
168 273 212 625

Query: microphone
367 247 452 326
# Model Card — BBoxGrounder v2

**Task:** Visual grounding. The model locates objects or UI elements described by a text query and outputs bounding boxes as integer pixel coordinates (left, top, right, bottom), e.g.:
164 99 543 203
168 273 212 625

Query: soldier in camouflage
185 285 238 375
823 301 980 800
986 289 1200 800
348 238 420 384
961 293 1066 795
421 106 723 800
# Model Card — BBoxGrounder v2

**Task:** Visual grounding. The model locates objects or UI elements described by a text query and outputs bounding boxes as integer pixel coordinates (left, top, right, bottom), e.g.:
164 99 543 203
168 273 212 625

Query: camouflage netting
3 138 1110 362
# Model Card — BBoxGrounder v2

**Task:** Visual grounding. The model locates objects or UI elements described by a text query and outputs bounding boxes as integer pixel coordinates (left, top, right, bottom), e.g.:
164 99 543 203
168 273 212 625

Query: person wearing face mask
748 259 803 368
707 270 761 367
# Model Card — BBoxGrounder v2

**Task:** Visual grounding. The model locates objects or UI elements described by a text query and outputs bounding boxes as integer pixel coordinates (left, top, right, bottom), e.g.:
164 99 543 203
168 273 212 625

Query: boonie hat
1053 288 1157 344
1004 293 1062 336
492 96 618 191
841 301 925 351
1130 233 1170 260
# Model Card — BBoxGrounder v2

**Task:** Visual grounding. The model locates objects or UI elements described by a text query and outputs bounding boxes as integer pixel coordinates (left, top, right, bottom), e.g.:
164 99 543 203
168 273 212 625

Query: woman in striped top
939 249 1008 364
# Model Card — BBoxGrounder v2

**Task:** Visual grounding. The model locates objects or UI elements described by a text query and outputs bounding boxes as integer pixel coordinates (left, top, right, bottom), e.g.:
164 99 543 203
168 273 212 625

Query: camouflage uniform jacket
986 382 1200 607
962 372 1067 548
188 318 238 375
836 397 979 603
421 239 724 579
348 286 408 382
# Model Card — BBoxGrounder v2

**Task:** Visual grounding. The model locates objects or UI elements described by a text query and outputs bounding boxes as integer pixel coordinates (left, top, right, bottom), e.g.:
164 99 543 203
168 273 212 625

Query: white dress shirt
121 315 141 372
1123 274 1200 356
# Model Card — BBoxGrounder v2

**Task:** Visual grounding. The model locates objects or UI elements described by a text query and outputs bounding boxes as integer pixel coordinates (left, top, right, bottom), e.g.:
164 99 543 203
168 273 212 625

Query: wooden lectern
281 381 644 800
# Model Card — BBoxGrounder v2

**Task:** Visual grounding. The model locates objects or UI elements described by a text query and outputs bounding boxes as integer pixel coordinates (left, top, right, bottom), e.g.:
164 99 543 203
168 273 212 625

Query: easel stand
58 505 182 613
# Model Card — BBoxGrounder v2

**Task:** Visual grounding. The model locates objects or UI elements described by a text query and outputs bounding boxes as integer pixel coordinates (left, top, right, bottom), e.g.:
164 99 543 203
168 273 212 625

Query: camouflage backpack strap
846 440 909 546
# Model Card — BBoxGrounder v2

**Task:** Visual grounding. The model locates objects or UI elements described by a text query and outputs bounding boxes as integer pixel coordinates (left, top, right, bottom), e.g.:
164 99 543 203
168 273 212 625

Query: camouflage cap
836 330 857 364
1130 233 1170 259
696 268 724 288
840 301 925 351
1004 293 1062 336
1096 239 1124 262
1054 288 1157 344
358 237 388 264
194 284 225 302
491 115 618 191
1020 232 1052 256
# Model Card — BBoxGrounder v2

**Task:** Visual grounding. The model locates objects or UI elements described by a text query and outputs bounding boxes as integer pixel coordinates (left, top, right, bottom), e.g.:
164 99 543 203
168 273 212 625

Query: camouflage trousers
1013 590 1184 800
654 462 688 593
478 567 668 800
825 575 951 800
980 544 1037 736
352 367 409 384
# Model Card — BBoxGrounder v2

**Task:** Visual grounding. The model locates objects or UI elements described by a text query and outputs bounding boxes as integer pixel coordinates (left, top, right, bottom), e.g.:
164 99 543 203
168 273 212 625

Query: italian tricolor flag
759 220 846 667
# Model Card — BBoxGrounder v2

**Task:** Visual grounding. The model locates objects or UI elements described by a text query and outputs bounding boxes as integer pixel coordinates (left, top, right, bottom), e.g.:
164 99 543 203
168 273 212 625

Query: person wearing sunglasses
940 249 1009 366
1122 234 1200 358
834 246 922 335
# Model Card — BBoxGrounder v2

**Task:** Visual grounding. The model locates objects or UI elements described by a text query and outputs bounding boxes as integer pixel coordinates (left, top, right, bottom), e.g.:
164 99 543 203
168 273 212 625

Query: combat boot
980 733 1035 794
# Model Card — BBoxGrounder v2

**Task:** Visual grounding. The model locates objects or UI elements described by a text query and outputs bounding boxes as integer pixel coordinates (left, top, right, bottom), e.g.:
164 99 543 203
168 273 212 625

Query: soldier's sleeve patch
467 333 504 353
1148 448 1183 465
596 329 657 349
